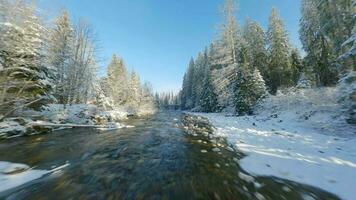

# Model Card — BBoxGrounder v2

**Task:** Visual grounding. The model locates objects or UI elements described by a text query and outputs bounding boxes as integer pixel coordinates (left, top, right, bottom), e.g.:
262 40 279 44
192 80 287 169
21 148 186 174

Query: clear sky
37 0 302 93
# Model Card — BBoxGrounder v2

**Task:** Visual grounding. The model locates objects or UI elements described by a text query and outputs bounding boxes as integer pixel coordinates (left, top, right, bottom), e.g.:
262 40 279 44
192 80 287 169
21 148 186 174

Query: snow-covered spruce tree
200 50 219 113
106 54 129 106
290 48 304 85
193 49 209 108
184 58 196 109
48 10 74 104
267 8 292 94
180 72 188 109
0 0 54 118
242 19 269 83
192 53 203 108
128 71 141 109
338 23 355 71
299 0 338 86
234 44 267 115
208 0 240 111
213 0 240 66
316 0 354 57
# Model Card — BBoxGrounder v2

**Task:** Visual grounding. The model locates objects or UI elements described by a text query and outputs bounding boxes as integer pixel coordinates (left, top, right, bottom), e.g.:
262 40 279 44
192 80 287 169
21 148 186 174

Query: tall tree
185 58 195 109
180 72 188 109
267 8 292 93
242 19 268 81
106 54 128 106
66 21 97 104
48 10 74 103
200 49 219 112
128 71 141 108
317 0 354 55
193 51 208 107
299 0 338 86
213 0 239 68
234 44 267 115
290 48 304 84
0 0 54 115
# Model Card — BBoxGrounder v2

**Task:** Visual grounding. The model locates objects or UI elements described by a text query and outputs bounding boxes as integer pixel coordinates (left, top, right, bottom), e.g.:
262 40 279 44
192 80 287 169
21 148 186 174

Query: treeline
155 92 180 110
180 0 354 115
101 55 156 114
0 0 155 118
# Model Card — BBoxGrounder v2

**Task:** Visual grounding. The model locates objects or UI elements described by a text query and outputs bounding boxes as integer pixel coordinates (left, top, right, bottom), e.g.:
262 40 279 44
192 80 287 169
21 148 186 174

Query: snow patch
0 161 69 193
195 87 356 200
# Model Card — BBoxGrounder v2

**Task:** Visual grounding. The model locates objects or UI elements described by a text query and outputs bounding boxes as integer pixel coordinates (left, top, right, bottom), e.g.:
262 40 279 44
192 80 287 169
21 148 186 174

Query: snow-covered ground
0 161 69 193
195 87 356 200
0 104 133 139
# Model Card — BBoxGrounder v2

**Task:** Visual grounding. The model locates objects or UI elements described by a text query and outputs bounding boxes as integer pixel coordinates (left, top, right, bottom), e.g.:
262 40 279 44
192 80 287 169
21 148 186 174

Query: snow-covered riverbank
0 104 136 139
195 88 356 200
0 161 69 194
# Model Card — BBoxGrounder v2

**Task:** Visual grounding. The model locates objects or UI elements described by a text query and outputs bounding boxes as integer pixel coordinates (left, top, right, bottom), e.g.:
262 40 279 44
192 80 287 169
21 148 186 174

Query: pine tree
185 58 195 109
299 0 338 86
48 10 74 103
267 8 292 94
290 48 304 84
107 54 128 106
215 0 239 66
200 50 219 112
180 73 188 109
128 71 141 108
0 0 54 114
242 19 268 82
193 50 209 108
338 24 355 71
234 43 267 115
317 0 354 55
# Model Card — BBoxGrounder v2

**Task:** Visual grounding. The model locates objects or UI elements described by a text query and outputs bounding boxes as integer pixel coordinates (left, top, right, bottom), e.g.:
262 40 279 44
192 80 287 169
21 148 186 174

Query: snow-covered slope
196 87 356 200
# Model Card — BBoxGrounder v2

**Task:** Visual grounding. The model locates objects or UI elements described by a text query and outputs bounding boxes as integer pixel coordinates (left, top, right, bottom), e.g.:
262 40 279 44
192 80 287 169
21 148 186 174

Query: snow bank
0 120 27 138
195 87 356 200
41 104 101 124
0 161 69 193
0 104 132 138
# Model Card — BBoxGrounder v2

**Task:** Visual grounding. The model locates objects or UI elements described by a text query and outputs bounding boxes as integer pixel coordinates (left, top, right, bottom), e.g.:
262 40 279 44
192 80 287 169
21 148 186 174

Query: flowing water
0 111 339 200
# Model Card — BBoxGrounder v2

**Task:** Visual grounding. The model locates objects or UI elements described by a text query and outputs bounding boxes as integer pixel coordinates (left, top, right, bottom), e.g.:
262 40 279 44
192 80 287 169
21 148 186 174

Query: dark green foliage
234 45 267 115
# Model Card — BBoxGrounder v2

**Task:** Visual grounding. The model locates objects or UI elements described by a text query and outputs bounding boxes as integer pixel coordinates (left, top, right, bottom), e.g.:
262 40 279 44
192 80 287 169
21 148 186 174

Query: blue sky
38 0 302 93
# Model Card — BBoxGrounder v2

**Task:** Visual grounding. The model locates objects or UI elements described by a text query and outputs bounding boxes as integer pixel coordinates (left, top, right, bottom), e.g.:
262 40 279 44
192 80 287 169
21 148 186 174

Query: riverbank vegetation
0 0 156 138
179 0 355 124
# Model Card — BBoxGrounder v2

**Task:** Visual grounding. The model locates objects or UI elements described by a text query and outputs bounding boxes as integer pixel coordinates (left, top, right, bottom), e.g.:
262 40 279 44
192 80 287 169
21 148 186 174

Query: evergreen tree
185 58 195 109
242 19 268 81
214 0 240 66
317 0 354 55
128 71 141 108
193 50 209 107
200 50 219 112
299 0 338 86
180 73 188 109
48 10 74 103
0 0 54 114
290 48 304 85
338 24 355 71
107 54 128 106
234 43 267 115
267 8 292 94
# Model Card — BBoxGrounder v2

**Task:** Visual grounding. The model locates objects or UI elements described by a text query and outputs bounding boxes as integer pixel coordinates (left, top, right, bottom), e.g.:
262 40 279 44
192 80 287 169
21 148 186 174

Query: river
0 111 339 199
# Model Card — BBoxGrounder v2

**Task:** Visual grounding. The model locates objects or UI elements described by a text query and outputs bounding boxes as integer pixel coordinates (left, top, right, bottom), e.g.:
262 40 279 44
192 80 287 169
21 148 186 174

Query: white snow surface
194 87 356 200
0 161 69 193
